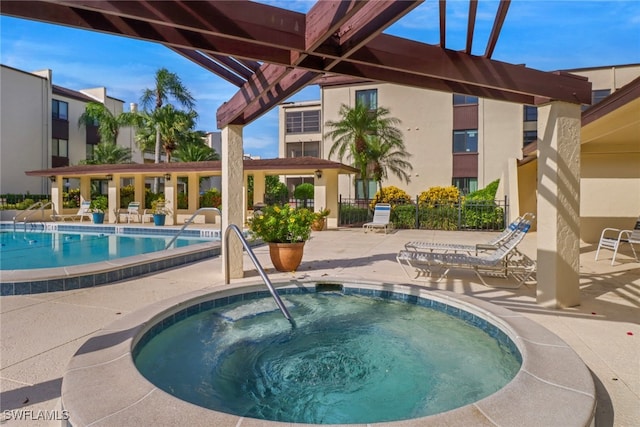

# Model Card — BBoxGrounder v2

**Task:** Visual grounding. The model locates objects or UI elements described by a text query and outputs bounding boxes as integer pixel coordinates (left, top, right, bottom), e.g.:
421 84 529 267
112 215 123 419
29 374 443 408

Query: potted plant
151 198 167 226
311 208 330 231
90 196 108 224
248 204 315 271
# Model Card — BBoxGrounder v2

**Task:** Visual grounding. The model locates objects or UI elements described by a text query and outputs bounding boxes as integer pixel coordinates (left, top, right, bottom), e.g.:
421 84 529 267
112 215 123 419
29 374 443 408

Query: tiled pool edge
61 279 597 427
0 242 222 295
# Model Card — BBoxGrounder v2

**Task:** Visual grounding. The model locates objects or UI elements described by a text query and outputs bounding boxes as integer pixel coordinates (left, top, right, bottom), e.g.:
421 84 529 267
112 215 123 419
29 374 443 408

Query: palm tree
78 102 138 145
136 105 198 162
174 141 219 162
324 103 404 200
365 135 413 192
140 68 196 164
80 142 132 164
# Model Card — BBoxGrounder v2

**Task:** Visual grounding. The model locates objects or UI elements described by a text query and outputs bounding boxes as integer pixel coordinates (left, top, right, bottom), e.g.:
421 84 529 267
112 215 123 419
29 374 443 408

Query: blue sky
1 1 639 159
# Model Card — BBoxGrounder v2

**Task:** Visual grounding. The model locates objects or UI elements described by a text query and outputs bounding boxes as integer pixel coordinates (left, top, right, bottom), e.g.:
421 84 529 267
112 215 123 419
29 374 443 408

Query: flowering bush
249 204 316 243
370 186 412 209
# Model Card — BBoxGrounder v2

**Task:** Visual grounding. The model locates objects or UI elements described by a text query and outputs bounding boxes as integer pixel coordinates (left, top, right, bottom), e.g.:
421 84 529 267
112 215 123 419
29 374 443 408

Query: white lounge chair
51 200 92 222
363 203 392 233
119 201 142 223
595 217 640 265
397 220 535 287
404 213 535 254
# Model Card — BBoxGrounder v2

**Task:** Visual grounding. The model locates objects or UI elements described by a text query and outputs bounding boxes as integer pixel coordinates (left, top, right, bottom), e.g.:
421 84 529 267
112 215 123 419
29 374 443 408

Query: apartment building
0 65 138 195
278 64 640 201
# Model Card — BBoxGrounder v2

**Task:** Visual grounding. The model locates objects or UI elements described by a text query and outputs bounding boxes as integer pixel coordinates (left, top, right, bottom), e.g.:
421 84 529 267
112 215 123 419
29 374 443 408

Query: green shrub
177 193 188 209
418 206 459 230
466 179 499 201
265 176 289 205
119 185 135 208
200 188 222 208
462 180 503 229
392 204 416 229
339 204 369 225
294 183 314 207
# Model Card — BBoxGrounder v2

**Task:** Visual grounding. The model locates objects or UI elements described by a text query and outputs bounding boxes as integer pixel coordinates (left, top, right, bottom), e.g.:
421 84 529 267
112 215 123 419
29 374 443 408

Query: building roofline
1 64 48 80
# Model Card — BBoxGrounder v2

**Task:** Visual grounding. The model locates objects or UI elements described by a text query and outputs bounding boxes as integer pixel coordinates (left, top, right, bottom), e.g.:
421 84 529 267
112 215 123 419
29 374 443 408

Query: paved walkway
1 228 638 426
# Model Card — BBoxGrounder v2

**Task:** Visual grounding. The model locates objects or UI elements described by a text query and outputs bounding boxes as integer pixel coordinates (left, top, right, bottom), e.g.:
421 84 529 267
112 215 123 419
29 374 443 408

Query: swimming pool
0 223 223 295
0 231 209 270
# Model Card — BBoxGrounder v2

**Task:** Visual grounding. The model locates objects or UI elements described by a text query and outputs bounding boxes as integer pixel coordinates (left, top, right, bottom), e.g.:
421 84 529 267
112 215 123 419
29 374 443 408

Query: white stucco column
107 177 119 224
253 171 266 207
163 174 175 225
222 125 245 279
187 172 199 212
536 101 581 308
79 177 91 203
50 177 63 215
134 176 145 208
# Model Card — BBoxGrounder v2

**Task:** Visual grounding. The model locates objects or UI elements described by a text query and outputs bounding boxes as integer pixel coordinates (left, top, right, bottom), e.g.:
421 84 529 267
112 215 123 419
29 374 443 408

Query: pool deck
1 227 638 426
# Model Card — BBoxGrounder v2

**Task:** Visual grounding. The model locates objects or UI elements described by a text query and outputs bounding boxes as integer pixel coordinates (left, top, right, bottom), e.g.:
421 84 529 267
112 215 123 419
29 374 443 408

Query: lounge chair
51 200 92 222
595 217 640 265
396 220 535 287
119 201 142 223
404 213 535 254
363 203 392 233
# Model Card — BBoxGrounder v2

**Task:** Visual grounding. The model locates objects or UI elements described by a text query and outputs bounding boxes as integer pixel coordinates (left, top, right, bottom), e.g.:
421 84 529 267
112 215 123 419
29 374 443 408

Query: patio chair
51 200 92 222
119 201 142 223
363 203 392 233
404 213 535 255
396 220 535 288
595 217 640 265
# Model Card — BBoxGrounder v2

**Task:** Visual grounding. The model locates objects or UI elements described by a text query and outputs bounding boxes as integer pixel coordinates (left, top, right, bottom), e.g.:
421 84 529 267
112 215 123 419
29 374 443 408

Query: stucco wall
581 152 640 242
0 66 50 194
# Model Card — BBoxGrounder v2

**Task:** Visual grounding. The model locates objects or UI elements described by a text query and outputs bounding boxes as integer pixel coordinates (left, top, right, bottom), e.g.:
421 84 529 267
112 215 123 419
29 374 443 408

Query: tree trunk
153 126 161 192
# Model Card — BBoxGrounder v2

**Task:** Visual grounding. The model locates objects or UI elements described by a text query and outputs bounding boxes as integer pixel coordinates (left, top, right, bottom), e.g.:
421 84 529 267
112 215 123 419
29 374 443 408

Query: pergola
3 0 592 307
26 157 358 227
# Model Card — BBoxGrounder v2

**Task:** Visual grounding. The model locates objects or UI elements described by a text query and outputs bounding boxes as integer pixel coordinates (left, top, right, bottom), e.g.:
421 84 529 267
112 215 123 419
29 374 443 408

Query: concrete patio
1 228 638 426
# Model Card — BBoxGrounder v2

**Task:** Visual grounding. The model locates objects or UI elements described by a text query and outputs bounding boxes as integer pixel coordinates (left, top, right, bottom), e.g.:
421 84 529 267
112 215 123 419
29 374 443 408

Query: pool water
0 231 209 270
135 292 521 424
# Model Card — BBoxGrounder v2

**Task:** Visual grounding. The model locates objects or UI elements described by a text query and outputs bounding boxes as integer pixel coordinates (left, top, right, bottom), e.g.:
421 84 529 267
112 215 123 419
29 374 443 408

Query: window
285 110 320 134
52 139 68 157
452 177 478 195
453 130 478 153
523 130 537 146
592 89 611 105
52 100 68 120
453 94 478 105
286 141 320 158
355 179 377 200
355 89 377 110
523 105 537 122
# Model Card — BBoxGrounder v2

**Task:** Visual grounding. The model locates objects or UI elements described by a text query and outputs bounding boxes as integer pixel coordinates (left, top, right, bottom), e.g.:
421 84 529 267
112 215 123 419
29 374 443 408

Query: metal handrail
164 207 222 249
13 201 54 231
224 224 294 326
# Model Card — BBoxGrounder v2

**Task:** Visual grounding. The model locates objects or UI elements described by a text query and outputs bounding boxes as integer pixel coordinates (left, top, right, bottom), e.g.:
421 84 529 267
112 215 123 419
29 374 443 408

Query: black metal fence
339 195 509 231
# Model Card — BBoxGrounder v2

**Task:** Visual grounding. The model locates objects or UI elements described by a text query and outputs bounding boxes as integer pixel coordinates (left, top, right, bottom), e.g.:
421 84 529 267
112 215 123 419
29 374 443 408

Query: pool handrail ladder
224 223 294 326
13 200 54 231
165 207 222 249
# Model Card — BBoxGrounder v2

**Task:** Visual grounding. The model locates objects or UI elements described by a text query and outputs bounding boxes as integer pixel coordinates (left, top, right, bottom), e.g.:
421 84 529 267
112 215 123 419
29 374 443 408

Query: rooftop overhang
25 157 359 178
518 76 640 166
581 76 640 154
1 0 592 130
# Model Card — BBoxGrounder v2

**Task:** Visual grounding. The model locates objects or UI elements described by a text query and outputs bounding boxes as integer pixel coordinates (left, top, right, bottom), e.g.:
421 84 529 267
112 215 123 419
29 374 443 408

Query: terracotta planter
268 242 305 272
311 218 325 231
